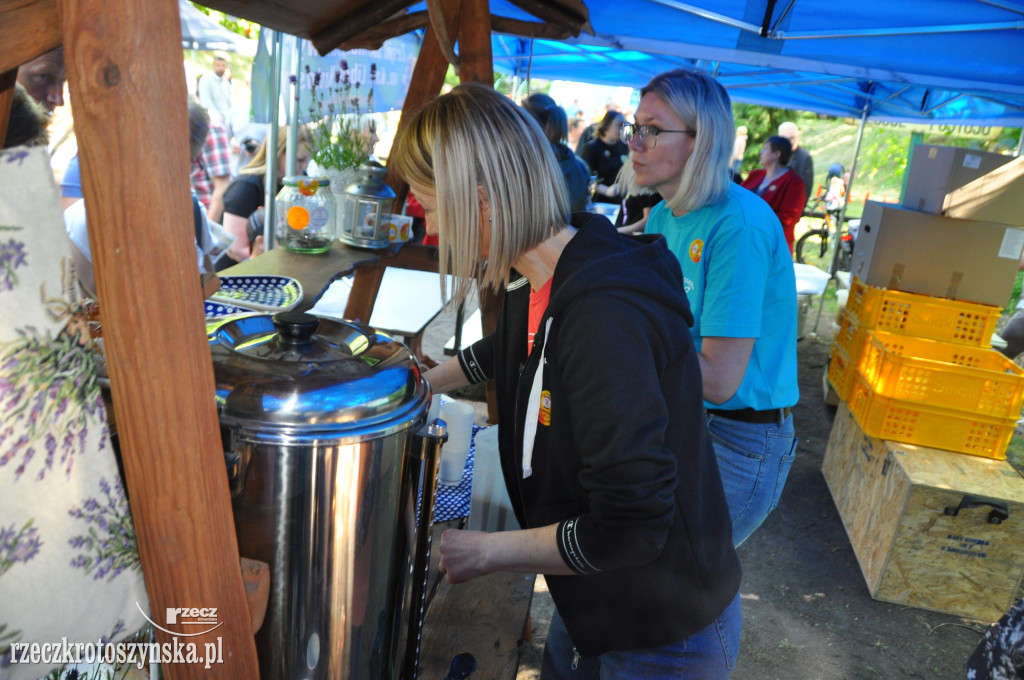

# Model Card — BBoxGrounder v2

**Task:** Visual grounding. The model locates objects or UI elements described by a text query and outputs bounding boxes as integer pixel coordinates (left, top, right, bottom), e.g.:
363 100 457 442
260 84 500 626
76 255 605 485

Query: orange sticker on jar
287 206 310 230
297 179 319 196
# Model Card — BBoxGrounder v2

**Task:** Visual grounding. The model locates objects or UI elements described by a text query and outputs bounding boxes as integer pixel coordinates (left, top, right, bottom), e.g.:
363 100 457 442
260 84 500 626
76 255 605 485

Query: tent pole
1016 129 1023 157
286 36 301 177
264 30 283 250
810 104 868 336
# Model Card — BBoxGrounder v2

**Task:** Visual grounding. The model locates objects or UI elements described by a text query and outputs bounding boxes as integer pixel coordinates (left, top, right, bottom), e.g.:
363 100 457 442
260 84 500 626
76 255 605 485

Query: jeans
707 412 797 547
540 593 742 680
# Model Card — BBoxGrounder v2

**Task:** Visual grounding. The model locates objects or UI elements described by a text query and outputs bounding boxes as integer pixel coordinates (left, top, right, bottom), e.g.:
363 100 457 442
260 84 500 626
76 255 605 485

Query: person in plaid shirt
190 112 232 224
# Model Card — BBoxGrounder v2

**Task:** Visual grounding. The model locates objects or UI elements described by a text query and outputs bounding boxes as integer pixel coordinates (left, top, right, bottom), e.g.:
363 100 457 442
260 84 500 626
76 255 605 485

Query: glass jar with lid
275 176 335 254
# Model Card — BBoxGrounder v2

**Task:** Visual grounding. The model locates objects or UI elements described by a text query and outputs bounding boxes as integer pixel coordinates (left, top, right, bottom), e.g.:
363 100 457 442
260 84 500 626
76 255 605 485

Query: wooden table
217 240 399 313
218 240 453 362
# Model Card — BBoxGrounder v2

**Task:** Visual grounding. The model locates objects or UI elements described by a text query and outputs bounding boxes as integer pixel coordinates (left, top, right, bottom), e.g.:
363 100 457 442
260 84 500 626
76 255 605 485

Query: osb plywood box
822 403 1024 621
850 201 1024 307
903 145 1013 214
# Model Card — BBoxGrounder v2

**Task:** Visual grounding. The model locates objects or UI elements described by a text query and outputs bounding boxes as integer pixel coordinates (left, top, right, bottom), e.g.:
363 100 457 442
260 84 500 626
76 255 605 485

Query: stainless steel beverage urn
208 311 443 680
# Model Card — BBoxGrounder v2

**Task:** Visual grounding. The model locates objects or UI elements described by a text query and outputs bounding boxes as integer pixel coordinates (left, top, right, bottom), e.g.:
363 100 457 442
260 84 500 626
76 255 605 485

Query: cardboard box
903 145 1013 214
850 201 1024 307
822 403 1024 621
945 156 1024 228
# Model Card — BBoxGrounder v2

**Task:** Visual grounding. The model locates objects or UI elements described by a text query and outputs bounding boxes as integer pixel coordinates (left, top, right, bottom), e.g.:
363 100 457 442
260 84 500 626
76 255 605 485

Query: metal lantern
339 160 396 249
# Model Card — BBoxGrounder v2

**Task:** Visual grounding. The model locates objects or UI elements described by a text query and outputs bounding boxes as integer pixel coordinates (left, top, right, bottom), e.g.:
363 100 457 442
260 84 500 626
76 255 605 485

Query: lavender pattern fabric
0 147 149 680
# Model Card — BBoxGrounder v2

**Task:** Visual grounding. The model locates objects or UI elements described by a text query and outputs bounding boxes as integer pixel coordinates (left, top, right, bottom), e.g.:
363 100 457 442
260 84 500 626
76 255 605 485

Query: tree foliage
730 103 813 177
189 2 259 39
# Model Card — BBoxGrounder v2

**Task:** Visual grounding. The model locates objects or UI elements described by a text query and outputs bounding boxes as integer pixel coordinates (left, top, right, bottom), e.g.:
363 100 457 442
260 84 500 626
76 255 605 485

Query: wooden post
386 0 459 210
456 0 493 86
385 0 502 422
456 0 499 421
58 0 259 676
0 69 16 144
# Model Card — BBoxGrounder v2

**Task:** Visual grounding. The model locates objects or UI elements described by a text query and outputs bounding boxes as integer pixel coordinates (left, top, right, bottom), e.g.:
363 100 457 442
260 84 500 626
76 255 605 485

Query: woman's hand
222 211 253 263
438 525 575 584
438 529 492 584
251 235 265 258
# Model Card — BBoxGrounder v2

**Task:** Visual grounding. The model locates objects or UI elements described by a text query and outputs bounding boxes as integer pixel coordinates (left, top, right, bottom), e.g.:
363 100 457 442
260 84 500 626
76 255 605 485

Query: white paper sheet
310 268 452 335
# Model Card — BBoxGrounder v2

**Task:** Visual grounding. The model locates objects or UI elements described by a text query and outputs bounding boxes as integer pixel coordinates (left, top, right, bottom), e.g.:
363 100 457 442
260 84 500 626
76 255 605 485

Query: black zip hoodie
455 213 741 656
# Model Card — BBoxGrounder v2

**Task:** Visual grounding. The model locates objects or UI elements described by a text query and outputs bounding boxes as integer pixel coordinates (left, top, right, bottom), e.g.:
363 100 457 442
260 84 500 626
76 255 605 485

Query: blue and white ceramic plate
209 275 304 312
204 301 257 318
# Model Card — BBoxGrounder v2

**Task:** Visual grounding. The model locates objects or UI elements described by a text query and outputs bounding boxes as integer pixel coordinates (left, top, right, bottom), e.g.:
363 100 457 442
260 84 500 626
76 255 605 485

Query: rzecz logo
137 603 224 637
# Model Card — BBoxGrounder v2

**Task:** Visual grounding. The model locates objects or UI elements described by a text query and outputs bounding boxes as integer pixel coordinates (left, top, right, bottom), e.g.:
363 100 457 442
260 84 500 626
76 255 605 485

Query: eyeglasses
622 123 696 149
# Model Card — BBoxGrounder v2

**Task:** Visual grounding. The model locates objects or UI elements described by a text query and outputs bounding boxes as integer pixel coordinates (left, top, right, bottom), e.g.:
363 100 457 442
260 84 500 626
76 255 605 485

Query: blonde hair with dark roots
240 125 311 176
640 69 735 215
390 83 569 301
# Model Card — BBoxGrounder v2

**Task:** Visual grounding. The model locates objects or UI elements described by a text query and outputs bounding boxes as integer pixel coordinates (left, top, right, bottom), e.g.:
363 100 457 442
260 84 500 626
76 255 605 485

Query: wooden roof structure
0 0 583 676
198 0 591 55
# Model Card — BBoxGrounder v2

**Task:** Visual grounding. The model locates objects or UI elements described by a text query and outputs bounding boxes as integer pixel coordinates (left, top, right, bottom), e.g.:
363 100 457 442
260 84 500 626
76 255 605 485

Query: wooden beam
384 0 458 208
426 0 460 72
491 15 575 41
310 0 414 56
0 0 61 74
338 11 429 51
457 0 493 86
455 0 498 421
0 69 15 145
58 0 260 675
506 0 591 36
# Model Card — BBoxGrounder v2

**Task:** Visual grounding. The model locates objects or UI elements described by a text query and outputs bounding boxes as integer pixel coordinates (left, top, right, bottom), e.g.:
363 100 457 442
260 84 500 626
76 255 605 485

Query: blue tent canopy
251 0 1024 126
476 0 1024 125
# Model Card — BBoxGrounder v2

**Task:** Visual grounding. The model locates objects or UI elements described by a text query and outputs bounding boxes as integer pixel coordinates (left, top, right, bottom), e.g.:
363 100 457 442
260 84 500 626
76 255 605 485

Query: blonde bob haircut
639 69 735 215
389 82 570 301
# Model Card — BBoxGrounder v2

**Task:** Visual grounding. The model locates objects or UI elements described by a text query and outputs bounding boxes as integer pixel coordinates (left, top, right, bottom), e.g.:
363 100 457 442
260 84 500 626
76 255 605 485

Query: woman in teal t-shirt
626 68 800 546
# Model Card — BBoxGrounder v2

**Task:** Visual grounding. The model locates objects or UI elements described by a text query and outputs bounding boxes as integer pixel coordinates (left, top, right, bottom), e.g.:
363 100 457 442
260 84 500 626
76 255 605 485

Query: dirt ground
422 294 1000 680
507 320 996 680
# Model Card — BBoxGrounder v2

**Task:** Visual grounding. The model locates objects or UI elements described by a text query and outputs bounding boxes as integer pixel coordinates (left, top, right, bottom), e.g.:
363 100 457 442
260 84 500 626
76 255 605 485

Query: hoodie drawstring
521 317 552 479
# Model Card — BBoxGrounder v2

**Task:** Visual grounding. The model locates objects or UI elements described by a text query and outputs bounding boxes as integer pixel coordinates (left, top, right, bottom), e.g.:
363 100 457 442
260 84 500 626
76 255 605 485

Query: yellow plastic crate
845 277 1000 348
832 313 872 364
859 329 1024 419
827 346 857 402
846 373 1014 459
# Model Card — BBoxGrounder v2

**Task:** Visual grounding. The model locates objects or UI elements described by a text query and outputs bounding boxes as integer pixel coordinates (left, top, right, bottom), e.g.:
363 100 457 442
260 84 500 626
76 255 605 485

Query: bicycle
795 174 853 275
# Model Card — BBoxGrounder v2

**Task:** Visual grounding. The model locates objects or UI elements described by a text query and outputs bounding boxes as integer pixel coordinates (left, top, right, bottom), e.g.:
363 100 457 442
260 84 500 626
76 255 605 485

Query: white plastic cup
439 400 475 485
427 393 443 423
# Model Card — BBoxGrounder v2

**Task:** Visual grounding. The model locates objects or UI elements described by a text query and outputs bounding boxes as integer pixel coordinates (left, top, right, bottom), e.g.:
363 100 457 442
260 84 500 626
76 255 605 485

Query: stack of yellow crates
828 276 1024 459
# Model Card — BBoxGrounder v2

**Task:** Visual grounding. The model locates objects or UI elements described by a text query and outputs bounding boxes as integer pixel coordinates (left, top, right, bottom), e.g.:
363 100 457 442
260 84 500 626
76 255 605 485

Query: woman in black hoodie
389 83 741 680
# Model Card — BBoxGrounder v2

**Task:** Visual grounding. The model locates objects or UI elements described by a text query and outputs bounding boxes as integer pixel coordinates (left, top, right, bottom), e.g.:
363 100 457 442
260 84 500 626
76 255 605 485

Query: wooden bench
415 521 536 680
